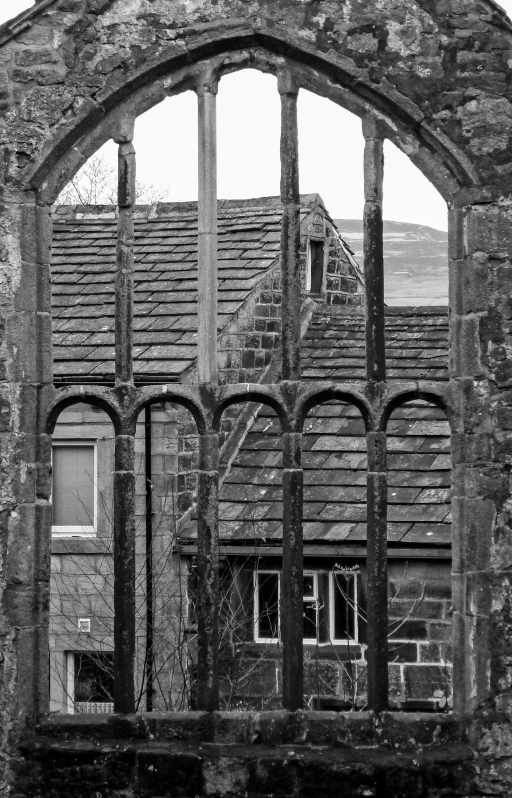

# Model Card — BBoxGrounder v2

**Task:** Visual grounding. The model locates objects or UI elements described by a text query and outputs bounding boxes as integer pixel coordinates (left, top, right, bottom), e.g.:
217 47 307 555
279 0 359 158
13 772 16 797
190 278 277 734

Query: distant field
334 219 448 306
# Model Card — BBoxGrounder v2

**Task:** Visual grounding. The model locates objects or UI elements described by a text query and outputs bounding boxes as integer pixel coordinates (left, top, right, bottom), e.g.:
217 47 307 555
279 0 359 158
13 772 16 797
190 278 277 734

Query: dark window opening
308 239 324 294
255 571 280 641
73 652 114 705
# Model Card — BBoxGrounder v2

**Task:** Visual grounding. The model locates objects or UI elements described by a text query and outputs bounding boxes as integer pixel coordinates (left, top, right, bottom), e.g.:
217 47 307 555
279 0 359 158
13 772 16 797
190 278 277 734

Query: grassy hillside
334 219 448 306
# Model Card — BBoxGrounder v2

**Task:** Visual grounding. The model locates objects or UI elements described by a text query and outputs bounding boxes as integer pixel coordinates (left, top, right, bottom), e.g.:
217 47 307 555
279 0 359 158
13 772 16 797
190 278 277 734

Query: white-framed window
51 441 97 536
330 570 359 643
254 570 280 643
65 651 114 714
302 573 319 643
254 569 359 644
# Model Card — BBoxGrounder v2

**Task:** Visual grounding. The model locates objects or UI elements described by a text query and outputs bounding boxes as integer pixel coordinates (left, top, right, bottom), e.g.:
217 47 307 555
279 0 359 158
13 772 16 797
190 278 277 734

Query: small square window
77 618 91 633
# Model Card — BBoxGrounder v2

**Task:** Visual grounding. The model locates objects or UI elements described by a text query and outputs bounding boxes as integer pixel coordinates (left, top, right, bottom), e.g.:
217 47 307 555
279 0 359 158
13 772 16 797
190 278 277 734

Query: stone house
49 195 451 714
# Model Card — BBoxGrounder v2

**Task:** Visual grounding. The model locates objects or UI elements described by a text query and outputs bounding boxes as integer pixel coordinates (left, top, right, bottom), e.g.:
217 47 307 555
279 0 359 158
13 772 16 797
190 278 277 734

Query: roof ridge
52 194 325 222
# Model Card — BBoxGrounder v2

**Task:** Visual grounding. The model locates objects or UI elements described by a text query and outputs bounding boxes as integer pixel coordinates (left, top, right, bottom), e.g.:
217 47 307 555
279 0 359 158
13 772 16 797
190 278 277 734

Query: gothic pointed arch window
32 46 458 717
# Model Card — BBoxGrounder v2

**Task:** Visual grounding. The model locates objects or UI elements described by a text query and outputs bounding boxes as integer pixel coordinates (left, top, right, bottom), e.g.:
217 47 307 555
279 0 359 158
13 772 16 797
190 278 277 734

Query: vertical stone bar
114 118 136 386
196 431 220 711
278 71 301 382
366 431 388 710
363 117 386 383
113 117 137 713
282 431 304 710
197 76 218 386
113 430 136 713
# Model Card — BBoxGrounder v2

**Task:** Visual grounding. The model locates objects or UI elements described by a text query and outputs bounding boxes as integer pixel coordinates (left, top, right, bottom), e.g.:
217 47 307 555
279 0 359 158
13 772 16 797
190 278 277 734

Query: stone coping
35 710 468 749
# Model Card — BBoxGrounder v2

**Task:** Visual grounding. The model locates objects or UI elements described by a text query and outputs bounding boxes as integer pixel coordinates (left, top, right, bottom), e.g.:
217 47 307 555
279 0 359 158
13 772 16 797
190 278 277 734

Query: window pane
310 240 324 293
303 574 315 598
303 600 317 640
333 573 356 640
74 652 113 703
257 573 279 639
53 445 94 528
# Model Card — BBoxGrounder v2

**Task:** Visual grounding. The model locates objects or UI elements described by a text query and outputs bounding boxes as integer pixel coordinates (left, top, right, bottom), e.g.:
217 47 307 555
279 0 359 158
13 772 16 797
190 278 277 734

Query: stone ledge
35 710 468 748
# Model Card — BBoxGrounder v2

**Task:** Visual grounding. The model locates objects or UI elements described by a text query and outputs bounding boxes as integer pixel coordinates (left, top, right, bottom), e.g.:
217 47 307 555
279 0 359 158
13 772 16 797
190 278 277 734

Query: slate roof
182 306 451 550
51 198 289 383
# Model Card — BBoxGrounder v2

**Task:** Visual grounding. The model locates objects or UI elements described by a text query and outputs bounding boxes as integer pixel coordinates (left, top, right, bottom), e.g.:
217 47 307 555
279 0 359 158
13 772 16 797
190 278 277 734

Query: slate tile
322 453 367 470
322 523 356 541
401 524 451 545
416 488 451 503
387 471 450 488
388 488 421 503
387 523 412 542
319 504 367 522
387 504 449 523
387 454 437 471
218 502 245 520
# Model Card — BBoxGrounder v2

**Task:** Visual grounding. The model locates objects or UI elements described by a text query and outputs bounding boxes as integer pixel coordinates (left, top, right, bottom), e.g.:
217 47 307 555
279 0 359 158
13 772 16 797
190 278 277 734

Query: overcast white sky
4 0 512 231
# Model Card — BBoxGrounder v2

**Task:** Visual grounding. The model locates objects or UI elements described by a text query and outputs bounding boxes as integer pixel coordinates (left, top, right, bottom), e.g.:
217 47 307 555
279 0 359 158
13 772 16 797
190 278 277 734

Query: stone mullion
113 427 137 713
112 116 137 712
282 430 304 710
448 205 493 713
278 71 301 382
34 201 53 716
114 118 136 387
196 431 220 711
3 190 54 721
366 431 388 711
362 117 386 383
197 76 218 386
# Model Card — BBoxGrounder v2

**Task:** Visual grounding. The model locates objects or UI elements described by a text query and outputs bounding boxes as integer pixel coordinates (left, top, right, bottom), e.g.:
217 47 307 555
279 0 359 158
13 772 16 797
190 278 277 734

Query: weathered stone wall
13 711 476 798
1 0 512 794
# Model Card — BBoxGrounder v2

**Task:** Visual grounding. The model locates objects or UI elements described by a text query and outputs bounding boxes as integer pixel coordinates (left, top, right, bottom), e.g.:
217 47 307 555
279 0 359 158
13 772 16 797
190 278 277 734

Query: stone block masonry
14 711 475 798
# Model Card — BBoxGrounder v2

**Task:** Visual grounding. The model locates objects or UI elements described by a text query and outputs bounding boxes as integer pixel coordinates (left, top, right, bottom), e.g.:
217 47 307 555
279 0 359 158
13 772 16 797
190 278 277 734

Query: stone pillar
366 430 388 710
362 116 386 383
112 117 137 713
197 73 218 387
196 430 219 711
278 70 301 383
0 184 53 736
282 430 304 710
113 426 137 713
449 204 498 713
114 116 136 387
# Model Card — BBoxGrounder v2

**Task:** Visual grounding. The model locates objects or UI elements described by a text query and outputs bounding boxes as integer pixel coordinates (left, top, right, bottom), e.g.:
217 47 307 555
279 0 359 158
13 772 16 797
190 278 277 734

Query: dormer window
306 238 324 294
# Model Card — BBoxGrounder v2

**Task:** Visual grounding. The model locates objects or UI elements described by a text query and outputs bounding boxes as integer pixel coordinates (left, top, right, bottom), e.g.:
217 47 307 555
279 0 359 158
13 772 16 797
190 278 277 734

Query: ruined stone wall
1 0 512 794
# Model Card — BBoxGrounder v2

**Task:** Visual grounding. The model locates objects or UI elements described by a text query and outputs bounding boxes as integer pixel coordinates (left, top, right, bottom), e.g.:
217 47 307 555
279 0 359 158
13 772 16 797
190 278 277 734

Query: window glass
309 240 324 293
52 444 95 531
73 652 113 704
332 572 357 641
303 573 318 640
303 574 315 598
257 572 279 640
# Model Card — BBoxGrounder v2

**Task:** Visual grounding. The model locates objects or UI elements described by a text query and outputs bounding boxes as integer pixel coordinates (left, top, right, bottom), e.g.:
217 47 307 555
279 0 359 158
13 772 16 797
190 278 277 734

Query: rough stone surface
1 0 512 794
